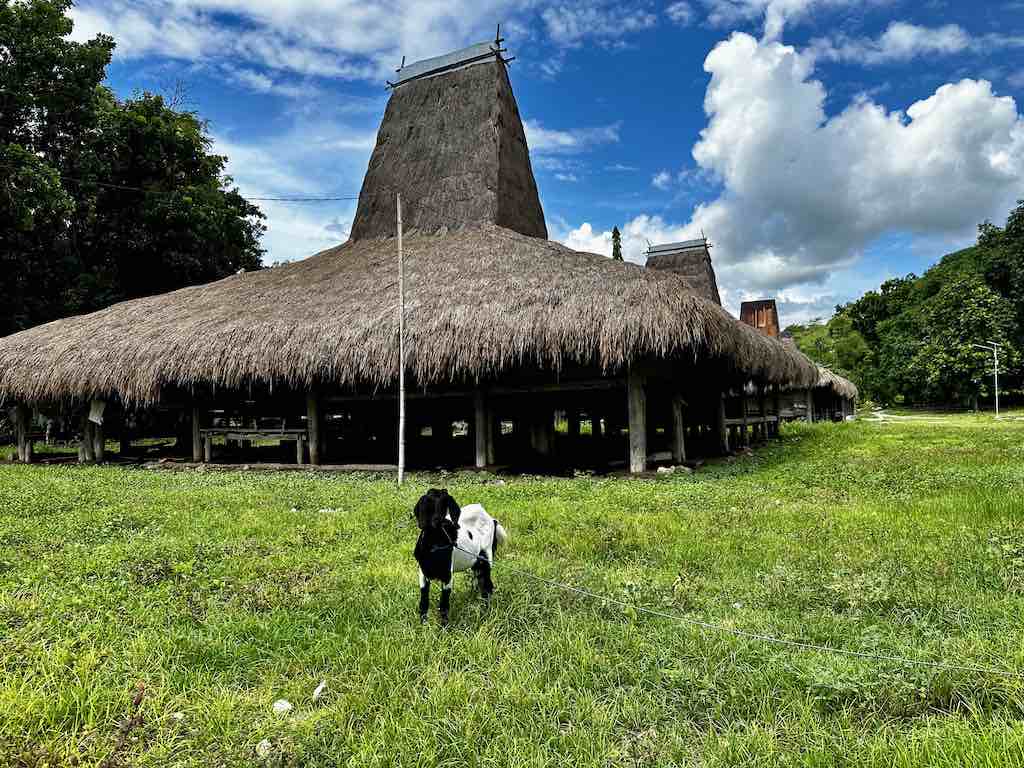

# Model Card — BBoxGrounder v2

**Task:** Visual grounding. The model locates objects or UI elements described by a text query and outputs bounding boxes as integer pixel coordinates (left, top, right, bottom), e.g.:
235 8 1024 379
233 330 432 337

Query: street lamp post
972 341 1001 418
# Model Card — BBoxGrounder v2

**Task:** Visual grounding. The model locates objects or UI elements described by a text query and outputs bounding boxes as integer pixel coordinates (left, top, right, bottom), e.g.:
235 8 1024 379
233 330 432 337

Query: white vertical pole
994 346 1000 419
397 193 406 485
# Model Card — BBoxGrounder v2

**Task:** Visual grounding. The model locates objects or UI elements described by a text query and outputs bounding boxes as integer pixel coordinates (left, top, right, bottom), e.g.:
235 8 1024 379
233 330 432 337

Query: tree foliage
0 0 264 337
611 226 622 261
785 201 1024 406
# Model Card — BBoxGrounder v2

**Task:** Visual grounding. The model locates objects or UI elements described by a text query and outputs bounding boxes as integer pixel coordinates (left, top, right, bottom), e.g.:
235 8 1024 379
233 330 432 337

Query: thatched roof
817 367 858 399
350 56 546 241
0 223 819 405
645 239 721 305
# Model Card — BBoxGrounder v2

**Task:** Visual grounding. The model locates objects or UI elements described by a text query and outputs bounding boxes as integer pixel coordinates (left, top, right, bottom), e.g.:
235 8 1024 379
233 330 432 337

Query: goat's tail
493 520 509 552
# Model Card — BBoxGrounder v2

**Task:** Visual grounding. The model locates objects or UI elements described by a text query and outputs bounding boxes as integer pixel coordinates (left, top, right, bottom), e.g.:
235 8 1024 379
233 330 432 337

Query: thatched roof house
0 41 818 471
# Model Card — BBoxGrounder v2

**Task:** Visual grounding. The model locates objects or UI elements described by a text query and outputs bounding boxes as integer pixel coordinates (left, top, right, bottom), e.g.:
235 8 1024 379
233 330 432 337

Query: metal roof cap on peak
647 238 707 254
388 30 511 89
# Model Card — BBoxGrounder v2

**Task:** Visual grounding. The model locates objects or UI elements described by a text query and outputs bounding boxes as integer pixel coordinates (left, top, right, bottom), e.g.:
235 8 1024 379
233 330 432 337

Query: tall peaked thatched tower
645 239 721 305
351 43 547 240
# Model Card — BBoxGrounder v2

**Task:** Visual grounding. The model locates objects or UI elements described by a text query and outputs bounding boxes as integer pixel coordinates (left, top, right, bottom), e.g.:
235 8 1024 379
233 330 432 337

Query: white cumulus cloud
682 32 1024 293
811 22 982 64
558 32 1024 308
524 120 621 153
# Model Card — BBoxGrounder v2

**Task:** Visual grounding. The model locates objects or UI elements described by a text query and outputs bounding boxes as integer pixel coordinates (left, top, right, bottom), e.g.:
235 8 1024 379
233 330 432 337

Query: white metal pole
397 193 406 485
994 345 1000 419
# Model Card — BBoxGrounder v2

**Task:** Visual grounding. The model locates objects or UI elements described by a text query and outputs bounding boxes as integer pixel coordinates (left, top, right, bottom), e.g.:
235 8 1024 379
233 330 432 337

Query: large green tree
0 0 264 337
787 200 1024 405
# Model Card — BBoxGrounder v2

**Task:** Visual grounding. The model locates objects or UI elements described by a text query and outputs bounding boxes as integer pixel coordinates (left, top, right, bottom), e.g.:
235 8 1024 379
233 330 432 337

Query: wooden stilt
671 394 686 464
758 386 767 442
487 413 497 465
806 389 815 423
772 387 782 438
306 392 321 465
568 409 580 440
92 420 105 462
474 390 488 469
716 393 729 455
12 405 28 462
741 392 749 446
626 367 647 474
192 405 203 463
530 410 553 456
81 416 95 463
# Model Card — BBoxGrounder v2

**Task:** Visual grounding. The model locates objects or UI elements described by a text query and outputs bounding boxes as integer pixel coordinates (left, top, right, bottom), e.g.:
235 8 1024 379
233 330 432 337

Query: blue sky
70 0 1024 324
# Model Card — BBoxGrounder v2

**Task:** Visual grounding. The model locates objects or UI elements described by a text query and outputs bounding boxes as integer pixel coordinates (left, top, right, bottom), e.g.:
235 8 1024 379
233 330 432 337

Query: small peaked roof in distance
0 223 819 405
644 238 722 306
739 298 781 338
390 41 502 87
351 49 546 241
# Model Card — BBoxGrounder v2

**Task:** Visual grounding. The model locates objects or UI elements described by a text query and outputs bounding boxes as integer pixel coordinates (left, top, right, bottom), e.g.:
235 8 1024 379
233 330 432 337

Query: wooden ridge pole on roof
397 192 406 486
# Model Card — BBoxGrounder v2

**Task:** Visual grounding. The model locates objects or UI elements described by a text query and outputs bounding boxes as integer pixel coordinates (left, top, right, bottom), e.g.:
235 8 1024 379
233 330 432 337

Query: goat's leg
472 556 494 607
439 581 452 626
418 570 430 623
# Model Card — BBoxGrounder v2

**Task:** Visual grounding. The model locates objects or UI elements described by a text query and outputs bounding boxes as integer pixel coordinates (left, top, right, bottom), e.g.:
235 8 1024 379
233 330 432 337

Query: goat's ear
445 493 461 525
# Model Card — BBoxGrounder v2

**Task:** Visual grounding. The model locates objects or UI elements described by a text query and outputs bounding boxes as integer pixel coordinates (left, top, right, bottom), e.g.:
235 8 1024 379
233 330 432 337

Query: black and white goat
412 488 508 625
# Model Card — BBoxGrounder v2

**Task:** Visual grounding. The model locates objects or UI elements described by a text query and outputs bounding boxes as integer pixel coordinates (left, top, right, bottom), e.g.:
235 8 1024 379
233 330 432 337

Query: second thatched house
0 41 819 472
739 299 858 422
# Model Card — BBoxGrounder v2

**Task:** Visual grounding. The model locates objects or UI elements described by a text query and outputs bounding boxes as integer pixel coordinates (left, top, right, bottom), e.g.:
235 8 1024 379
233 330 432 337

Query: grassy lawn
2 415 1024 767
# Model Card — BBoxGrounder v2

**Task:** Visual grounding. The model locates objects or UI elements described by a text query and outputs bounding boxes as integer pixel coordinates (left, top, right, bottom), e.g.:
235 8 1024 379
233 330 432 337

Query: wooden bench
199 428 308 464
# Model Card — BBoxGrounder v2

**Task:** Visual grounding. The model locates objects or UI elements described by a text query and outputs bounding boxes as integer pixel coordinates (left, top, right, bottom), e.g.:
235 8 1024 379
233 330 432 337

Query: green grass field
2 415 1024 767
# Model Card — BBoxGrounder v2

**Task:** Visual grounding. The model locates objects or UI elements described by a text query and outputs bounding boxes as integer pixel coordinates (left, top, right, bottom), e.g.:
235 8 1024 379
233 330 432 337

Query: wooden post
80 416 95 463
92 420 105 462
487 413 497 465
773 387 782 438
626 367 647 474
758 386 767 442
204 435 212 463
741 391 749 446
296 434 306 465
716 393 729 455
474 390 488 469
567 409 580 441
192 405 203 463
671 394 686 464
12 405 27 462
806 389 815 423
306 392 321 466
530 410 553 456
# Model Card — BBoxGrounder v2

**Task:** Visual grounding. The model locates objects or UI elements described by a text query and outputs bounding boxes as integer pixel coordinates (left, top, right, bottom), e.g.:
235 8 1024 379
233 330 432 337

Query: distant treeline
786 200 1024 407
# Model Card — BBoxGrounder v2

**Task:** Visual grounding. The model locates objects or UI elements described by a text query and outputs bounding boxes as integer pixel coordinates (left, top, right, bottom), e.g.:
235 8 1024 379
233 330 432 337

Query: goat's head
413 488 460 532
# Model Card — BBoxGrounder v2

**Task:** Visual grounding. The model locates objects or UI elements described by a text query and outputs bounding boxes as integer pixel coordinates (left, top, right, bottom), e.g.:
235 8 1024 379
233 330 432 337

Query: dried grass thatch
0 223 819 405
351 58 546 240
816 367 859 399
645 241 722 306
